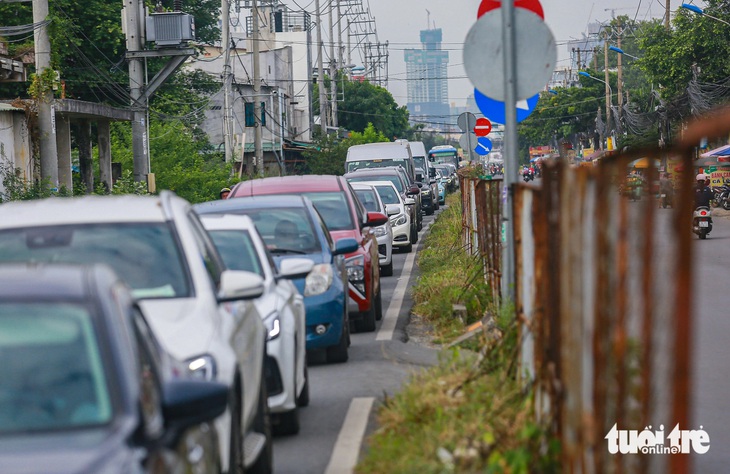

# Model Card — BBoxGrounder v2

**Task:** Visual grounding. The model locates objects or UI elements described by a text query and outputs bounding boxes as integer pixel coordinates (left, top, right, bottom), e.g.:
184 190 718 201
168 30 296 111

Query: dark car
0 263 228 474
195 195 359 362
228 176 388 334
344 168 421 244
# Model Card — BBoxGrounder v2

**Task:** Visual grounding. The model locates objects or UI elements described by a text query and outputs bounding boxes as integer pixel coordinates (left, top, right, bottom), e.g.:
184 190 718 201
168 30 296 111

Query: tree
303 123 389 175
0 0 221 103
314 75 410 139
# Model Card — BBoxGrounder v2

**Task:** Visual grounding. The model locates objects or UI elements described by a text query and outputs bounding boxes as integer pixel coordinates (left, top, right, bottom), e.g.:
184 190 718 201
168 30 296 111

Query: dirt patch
405 313 442 350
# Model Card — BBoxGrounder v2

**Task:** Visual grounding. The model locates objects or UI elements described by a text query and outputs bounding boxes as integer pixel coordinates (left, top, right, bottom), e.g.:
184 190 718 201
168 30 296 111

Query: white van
345 141 416 181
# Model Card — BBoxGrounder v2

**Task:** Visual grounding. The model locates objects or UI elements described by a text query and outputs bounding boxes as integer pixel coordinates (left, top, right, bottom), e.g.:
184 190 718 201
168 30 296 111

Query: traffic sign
464 8 557 101
478 0 545 19
475 137 493 155
459 132 479 161
474 88 539 124
474 117 492 136
457 112 477 132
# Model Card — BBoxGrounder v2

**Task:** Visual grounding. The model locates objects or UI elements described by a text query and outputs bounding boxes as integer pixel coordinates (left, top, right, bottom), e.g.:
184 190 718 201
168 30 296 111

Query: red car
230 176 388 332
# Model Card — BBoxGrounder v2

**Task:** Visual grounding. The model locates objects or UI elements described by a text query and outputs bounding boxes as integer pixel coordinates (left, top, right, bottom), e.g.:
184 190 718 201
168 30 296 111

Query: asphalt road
692 210 730 471
271 208 443 474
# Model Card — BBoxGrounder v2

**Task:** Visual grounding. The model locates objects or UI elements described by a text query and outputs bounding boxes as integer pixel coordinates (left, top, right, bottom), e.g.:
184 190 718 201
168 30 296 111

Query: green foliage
0 161 71 202
637 5 730 103
303 123 389 175
316 74 410 139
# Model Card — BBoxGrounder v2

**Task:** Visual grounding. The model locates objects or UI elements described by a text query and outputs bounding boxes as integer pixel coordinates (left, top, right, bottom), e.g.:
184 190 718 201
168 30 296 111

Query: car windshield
346 159 408 174
0 303 113 434
301 192 355 231
353 188 380 213
207 229 264 277
348 175 404 193
0 224 190 299
373 185 400 205
225 207 320 254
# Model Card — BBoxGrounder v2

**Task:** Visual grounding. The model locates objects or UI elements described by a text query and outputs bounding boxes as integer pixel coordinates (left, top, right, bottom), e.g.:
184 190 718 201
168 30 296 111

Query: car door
186 211 265 431
344 182 380 296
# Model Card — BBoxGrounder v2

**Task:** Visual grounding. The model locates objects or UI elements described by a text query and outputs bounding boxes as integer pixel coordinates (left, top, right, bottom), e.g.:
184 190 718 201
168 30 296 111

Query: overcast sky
276 1 706 108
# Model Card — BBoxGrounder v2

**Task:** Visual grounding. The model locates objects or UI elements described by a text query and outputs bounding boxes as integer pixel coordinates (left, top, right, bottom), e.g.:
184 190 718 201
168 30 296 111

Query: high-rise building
404 28 449 131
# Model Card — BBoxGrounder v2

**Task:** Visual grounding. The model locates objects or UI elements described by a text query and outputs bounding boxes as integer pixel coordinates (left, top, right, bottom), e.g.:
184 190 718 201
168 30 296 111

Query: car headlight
373 225 388 237
345 254 365 284
304 263 334 296
421 189 430 196
186 354 217 381
390 213 407 226
264 313 281 341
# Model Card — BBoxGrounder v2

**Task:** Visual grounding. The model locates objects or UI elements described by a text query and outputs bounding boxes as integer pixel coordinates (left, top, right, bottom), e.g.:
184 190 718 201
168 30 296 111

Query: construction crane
604 7 633 19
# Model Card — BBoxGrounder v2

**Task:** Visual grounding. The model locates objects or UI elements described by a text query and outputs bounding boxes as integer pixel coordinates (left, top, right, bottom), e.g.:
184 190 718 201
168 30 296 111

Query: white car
358 180 415 253
350 182 394 276
0 192 272 474
200 213 313 435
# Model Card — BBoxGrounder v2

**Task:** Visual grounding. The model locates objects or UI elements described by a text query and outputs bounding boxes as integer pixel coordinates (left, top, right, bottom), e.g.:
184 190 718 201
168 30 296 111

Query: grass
355 192 561 474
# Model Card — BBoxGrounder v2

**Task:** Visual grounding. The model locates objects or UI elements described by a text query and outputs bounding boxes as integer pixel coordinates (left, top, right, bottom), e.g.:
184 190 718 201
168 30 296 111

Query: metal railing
458 106 730 473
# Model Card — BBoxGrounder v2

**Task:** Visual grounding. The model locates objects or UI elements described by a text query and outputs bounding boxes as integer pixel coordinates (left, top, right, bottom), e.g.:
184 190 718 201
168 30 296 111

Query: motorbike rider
695 173 714 208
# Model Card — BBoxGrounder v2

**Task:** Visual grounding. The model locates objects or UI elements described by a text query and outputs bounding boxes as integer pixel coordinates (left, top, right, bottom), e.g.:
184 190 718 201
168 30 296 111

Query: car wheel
229 386 244 474
248 377 273 474
403 242 413 253
410 226 419 244
326 322 349 363
381 259 393 277
374 286 383 321
297 364 309 407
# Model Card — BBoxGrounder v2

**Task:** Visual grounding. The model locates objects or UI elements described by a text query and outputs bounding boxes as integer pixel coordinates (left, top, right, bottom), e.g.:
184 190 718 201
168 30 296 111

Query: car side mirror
161 379 229 447
365 211 388 228
218 270 265 302
385 204 399 216
333 237 359 256
277 258 315 281
404 197 416 206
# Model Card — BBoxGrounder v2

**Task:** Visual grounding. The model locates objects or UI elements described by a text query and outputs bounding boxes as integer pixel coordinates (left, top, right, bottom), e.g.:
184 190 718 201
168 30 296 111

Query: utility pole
124 0 147 183
603 38 611 143
252 0 264 177
222 0 233 163
616 22 623 130
315 0 327 133
33 0 58 188
328 0 337 129
665 0 671 30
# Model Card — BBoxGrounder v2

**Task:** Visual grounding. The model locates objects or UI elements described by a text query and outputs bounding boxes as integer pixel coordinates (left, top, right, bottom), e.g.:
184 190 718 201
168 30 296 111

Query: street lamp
680 3 730 27
608 45 640 60
579 71 614 149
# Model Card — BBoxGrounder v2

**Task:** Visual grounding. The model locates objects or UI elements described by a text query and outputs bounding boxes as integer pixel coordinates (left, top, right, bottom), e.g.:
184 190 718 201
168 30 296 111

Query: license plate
661 194 666 198
699 221 709 227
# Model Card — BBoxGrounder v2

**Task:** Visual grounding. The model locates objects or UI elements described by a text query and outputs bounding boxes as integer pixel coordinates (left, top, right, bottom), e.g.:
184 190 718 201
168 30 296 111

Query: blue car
195 195 358 363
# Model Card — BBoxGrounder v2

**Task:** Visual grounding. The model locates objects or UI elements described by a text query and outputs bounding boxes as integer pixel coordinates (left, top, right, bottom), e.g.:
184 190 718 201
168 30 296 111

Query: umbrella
700 144 730 158
629 157 660 169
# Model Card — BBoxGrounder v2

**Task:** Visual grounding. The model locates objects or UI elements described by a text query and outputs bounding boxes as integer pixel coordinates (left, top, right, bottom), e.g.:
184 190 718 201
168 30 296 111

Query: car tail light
700 210 708 216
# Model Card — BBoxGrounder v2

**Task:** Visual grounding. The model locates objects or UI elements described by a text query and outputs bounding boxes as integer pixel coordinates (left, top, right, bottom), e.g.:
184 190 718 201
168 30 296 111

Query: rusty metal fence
459 175 502 305
458 107 730 473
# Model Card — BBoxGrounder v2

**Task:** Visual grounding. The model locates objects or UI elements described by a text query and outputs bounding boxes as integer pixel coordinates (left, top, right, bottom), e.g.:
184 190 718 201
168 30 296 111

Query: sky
273 0 709 110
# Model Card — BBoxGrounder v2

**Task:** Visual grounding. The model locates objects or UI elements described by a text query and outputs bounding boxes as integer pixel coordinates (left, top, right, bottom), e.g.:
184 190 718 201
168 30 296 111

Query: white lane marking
376 221 431 341
324 397 376 474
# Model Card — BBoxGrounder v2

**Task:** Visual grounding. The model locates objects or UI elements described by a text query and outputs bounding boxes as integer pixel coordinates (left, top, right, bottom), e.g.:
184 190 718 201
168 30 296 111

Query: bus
428 145 460 169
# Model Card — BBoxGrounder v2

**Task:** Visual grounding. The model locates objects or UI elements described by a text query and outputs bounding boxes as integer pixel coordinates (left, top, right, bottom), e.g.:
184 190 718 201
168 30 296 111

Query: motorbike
659 188 674 208
693 206 713 240
713 184 730 210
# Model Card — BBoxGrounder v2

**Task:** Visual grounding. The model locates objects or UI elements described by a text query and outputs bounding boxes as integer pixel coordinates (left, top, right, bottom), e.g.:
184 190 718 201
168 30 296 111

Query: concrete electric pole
328 0 337 129
315 0 327 133
222 0 233 163
124 0 148 183
252 0 264 177
32 0 58 188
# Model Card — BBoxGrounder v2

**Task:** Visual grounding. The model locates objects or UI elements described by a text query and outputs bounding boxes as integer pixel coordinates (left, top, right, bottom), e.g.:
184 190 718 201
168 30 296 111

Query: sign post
458 112 478 162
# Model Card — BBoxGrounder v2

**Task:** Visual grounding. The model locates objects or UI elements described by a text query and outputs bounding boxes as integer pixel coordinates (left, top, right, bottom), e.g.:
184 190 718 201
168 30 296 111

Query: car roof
195 194 310 215
346 142 411 161
0 192 182 228
230 175 345 198
0 263 103 300
198 213 257 232
408 141 427 156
